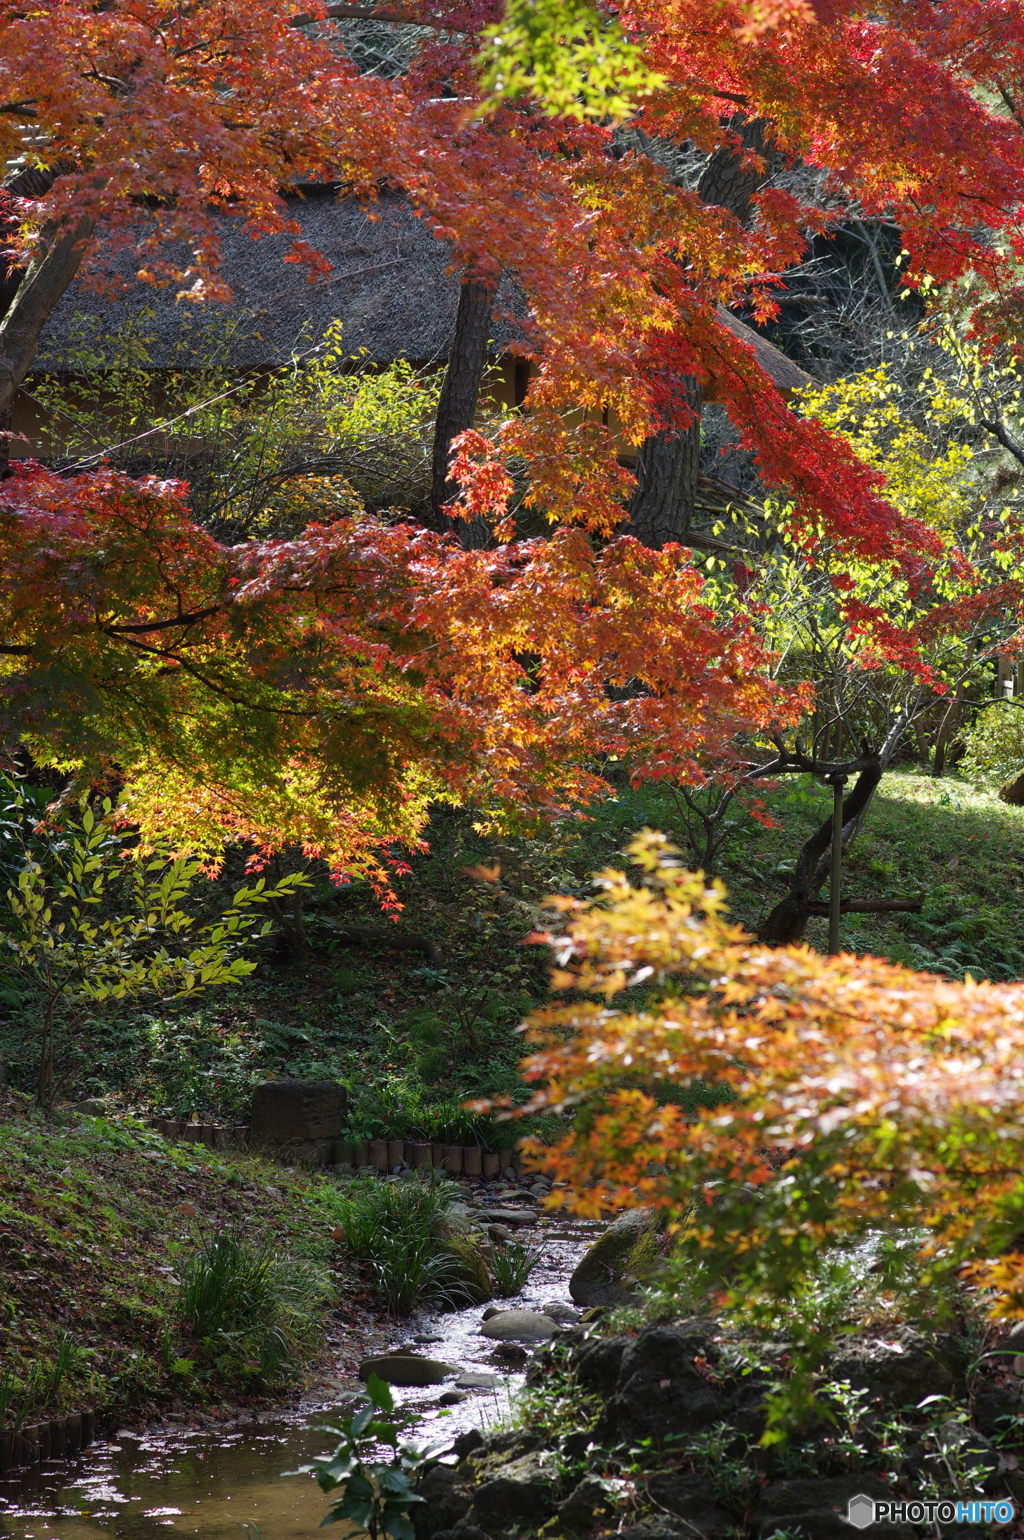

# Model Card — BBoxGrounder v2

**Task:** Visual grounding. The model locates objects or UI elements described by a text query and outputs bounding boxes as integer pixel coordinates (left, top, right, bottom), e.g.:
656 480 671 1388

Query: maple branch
980 415 1024 470
103 606 225 636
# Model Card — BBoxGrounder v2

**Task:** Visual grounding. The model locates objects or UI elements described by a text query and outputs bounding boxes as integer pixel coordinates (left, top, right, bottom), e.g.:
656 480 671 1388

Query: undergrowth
0 1098 357 1425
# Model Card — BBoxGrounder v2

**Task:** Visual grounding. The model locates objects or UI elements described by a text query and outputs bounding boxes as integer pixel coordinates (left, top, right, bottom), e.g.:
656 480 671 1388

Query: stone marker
456 1371 504 1388
358 1354 457 1386
250 1079 348 1164
480 1310 558 1341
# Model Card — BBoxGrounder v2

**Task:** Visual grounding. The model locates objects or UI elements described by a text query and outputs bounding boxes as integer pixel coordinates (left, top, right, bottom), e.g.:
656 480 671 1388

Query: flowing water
0 1210 602 1540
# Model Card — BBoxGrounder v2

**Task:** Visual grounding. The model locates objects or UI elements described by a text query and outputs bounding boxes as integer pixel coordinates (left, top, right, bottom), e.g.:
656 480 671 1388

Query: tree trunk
758 715 908 946
431 277 495 548
696 116 776 226
628 118 777 548
628 377 701 547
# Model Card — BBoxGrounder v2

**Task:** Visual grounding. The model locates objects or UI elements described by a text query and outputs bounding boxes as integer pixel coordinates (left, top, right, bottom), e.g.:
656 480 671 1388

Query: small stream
0 1206 602 1540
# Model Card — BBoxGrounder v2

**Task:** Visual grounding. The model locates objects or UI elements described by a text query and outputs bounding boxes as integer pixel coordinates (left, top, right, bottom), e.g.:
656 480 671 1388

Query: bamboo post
828 774 846 956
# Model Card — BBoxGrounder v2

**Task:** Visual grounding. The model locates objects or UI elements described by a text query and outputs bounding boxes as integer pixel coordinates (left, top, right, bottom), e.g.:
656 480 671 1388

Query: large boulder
568 1208 658 1308
750 1476 917 1540
825 1329 960 1407
249 1078 347 1163
594 1322 724 1445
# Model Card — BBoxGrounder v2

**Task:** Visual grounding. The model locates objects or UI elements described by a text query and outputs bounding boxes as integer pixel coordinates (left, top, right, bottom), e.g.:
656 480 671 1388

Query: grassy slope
0 1099 384 1428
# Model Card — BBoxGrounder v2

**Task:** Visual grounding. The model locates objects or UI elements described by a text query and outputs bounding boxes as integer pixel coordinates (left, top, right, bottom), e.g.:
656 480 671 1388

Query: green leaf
476 0 664 122
366 1371 395 1413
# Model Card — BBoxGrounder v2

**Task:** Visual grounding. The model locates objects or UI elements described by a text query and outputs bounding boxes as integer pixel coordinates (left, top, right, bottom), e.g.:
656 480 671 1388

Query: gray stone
573 1335 629 1398
414 1332 446 1344
646 1473 737 1533
757 1476 895 1518
481 1306 506 1321
437 1390 469 1406
540 1300 581 1324
595 1323 722 1444
358 1354 457 1386
471 1454 557 1530
475 1208 536 1226
71 1097 108 1116
250 1078 347 1164
826 1330 959 1407
413 1464 472 1539
480 1310 558 1341
569 1208 657 1307
973 1382 1021 1436
557 1475 616 1533
455 1371 504 1389
751 1475 917 1540
491 1342 528 1363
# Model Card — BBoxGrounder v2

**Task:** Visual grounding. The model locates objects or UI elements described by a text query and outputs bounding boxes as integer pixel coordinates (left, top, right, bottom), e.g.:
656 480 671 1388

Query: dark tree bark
0 166 93 471
696 116 776 226
628 376 702 547
430 276 495 548
628 118 777 547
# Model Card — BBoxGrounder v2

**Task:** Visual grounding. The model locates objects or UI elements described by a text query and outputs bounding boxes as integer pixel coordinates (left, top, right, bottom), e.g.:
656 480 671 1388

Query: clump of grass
331 1174 492 1315
177 1233 330 1381
491 1238 541 1297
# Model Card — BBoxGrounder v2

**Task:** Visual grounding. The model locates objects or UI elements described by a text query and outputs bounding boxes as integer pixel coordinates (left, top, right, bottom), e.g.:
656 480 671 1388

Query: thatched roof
34 188 813 397
34 188 524 372
715 306 813 398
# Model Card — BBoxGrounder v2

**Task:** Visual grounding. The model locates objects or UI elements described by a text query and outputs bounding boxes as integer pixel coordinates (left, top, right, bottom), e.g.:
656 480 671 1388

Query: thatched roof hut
32 187 811 395
32 187 524 374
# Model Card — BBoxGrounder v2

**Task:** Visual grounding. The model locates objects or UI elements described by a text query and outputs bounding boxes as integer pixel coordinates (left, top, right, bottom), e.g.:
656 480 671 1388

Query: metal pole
828 775 846 956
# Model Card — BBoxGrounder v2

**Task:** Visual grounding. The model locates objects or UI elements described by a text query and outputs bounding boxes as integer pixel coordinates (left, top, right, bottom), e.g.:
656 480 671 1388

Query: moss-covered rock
568 1209 658 1308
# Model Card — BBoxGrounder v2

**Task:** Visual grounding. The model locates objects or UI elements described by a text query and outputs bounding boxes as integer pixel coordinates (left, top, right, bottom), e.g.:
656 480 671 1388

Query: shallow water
0 1209 601 1540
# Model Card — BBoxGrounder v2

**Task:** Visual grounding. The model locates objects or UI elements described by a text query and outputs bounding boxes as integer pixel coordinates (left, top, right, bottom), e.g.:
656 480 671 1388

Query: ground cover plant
0 1092 378 1427
328 1173 492 1315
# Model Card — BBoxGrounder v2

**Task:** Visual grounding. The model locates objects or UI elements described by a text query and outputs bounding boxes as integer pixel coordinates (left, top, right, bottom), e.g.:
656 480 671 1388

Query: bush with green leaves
961 701 1024 787
30 312 444 534
303 1372 441 1539
0 776 306 1103
330 1174 491 1314
177 1232 330 1383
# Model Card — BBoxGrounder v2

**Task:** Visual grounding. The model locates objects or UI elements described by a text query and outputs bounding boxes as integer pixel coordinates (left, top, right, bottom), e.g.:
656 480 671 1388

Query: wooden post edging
0 1408 95 1475
141 1118 524 1175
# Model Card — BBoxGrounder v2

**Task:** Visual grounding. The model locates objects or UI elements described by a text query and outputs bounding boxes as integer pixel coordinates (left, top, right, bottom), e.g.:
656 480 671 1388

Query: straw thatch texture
34 189 524 371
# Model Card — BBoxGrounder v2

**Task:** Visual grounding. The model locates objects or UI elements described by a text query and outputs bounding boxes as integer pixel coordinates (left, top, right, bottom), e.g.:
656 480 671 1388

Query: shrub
961 701 1024 786
331 1175 492 1314
177 1233 329 1381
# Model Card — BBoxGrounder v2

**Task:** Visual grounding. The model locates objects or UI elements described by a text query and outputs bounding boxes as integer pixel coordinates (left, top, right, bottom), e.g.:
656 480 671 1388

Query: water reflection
0 1214 600 1540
